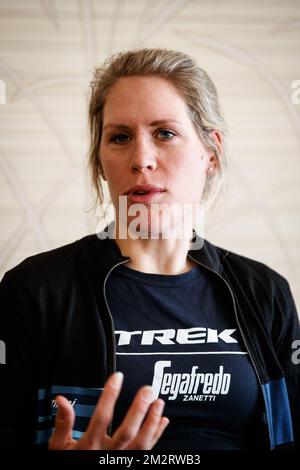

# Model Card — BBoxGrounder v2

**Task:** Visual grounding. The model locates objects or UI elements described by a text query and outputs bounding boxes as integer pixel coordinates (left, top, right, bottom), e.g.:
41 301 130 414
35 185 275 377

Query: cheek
101 151 122 181
104 160 118 178
172 149 206 181
172 152 207 199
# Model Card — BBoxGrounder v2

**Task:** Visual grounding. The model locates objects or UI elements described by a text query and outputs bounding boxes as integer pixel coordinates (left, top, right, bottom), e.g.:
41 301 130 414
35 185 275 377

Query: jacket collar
187 231 224 274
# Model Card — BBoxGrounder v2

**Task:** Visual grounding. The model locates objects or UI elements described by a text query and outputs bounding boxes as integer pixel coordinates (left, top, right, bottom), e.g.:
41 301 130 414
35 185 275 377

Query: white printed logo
151 360 231 401
115 327 238 346
52 398 77 409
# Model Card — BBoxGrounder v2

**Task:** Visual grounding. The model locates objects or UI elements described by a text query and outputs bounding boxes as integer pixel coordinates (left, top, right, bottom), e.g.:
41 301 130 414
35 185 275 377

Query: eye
109 133 130 144
157 129 176 140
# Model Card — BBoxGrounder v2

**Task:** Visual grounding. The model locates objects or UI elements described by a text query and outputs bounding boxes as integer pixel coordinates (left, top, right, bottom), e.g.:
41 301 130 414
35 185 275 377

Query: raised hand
48 372 169 450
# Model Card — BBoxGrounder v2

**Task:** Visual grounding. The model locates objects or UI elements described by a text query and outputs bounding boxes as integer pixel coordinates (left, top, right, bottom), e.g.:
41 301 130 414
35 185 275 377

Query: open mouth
125 187 166 203
133 190 151 195
125 184 165 197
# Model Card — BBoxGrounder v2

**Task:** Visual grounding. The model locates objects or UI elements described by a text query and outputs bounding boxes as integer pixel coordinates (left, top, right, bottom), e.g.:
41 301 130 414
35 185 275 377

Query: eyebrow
103 119 182 131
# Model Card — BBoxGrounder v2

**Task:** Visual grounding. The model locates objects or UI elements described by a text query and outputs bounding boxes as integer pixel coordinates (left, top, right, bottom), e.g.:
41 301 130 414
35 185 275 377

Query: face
100 75 218 237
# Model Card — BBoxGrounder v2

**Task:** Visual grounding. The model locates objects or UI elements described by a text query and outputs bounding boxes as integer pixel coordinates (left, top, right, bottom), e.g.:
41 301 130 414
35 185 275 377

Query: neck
114 223 196 275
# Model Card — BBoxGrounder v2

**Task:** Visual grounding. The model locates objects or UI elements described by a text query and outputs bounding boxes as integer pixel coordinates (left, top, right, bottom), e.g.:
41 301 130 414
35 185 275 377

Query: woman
0 48 299 451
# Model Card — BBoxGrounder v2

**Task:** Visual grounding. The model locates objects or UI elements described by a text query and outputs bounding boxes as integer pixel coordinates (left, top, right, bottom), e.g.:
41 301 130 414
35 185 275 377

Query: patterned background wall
0 0 299 313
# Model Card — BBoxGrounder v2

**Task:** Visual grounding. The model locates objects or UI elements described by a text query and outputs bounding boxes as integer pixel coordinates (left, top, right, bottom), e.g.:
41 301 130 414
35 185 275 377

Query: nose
130 138 157 174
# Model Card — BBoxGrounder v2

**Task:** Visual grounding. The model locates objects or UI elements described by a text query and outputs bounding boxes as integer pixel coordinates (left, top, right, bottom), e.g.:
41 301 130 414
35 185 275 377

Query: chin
127 211 187 241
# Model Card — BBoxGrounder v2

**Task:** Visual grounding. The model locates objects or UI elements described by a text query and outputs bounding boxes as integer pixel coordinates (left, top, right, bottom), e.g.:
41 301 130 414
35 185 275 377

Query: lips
124 184 166 203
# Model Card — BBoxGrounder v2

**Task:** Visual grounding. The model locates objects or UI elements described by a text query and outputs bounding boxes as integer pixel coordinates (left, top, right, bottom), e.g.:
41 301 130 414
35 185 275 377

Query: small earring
207 167 214 174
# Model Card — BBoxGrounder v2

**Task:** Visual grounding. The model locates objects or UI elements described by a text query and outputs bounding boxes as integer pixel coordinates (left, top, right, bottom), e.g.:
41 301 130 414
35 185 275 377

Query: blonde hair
88 48 229 213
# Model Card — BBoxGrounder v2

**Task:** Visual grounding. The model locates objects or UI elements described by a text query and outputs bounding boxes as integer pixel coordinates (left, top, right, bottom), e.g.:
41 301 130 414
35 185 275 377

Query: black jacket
0 230 299 450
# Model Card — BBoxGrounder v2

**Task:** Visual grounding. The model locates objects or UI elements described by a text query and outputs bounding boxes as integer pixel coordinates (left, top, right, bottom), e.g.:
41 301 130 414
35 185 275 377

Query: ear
211 130 223 152
206 131 223 174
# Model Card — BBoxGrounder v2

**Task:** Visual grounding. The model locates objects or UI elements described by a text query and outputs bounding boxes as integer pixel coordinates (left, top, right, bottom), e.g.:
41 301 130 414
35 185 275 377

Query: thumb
48 395 75 449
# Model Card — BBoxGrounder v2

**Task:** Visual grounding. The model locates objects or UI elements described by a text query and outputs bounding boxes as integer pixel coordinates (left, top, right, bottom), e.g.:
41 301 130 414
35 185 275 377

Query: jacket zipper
102 258 129 437
187 253 272 448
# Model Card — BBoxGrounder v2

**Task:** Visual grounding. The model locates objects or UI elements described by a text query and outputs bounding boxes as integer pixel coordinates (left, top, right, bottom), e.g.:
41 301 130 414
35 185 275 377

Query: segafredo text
151 361 231 402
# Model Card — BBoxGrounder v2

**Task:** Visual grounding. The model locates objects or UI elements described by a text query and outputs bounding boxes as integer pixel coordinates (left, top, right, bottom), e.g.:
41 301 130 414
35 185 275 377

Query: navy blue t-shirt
106 263 262 450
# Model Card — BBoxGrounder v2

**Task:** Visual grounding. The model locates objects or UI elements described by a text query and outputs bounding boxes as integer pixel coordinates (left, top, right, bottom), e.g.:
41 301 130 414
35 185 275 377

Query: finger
83 372 124 448
152 417 170 447
48 395 75 450
127 398 166 450
110 385 155 450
